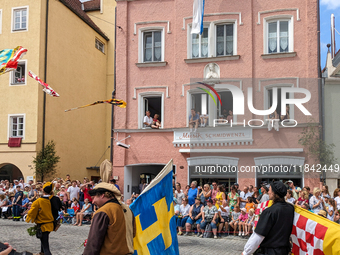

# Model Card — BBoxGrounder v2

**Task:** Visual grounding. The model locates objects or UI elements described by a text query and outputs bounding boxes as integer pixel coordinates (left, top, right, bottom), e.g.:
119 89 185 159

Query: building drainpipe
316 0 326 183
42 0 49 151
110 6 117 163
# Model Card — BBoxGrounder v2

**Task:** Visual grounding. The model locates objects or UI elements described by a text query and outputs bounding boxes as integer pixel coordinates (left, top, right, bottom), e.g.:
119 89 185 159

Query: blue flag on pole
130 159 179 255
191 0 205 35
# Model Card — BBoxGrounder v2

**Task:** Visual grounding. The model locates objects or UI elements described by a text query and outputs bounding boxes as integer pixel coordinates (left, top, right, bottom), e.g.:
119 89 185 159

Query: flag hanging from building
130 159 179 255
0 46 27 75
191 0 205 34
254 200 340 254
28 71 60 97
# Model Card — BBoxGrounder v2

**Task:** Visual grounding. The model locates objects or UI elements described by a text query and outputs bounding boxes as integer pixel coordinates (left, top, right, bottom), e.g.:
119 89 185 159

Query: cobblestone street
0 219 247 254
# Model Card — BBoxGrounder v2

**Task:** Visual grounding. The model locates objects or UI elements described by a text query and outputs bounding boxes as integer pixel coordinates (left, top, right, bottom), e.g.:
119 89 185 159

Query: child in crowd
229 205 241 236
72 198 80 214
244 208 255 236
238 208 248 236
245 197 255 213
286 190 295 204
326 198 335 221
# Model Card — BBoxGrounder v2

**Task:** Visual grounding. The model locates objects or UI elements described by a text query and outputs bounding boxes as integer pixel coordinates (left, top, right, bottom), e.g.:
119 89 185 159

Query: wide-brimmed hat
195 197 201 201
318 210 327 218
89 182 121 202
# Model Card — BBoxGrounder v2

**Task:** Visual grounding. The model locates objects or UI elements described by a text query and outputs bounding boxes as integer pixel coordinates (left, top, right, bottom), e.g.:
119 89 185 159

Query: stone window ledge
136 61 167 67
261 52 297 59
184 55 240 64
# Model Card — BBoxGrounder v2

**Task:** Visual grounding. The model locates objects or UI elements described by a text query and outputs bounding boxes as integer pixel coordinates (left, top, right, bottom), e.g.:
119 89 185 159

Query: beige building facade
0 0 115 182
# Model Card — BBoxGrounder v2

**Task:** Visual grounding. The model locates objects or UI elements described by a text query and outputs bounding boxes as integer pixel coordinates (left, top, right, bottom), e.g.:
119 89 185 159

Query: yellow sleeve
26 199 40 223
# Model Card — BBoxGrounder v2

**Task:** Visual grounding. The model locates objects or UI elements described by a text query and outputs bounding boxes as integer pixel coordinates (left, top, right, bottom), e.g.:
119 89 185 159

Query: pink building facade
114 0 320 198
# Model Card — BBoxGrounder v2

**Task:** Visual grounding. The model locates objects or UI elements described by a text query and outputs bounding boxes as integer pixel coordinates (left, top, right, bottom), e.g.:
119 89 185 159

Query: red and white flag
28 70 60 97
254 201 340 254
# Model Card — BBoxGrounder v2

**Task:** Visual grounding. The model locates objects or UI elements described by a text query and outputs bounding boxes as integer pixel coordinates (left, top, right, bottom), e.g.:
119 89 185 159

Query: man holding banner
242 181 294 255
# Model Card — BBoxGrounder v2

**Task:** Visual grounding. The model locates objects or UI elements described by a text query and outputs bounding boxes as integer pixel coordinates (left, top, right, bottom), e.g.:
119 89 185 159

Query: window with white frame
139 94 164 129
11 62 26 85
266 86 293 120
95 39 105 53
143 31 162 62
13 8 27 31
189 93 209 126
191 27 209 58
9 115 24 138
266 19 292 54
216 24 234 56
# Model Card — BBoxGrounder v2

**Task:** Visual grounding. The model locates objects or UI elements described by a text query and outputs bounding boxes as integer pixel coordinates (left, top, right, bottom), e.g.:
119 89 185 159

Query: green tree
299 121 336 168
33 140 60 181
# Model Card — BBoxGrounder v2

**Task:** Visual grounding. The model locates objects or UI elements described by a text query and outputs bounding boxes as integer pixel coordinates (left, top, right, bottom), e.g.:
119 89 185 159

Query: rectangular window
95 39 105 53
10 116 24 138
143 31 162 62
191 27 209 58
267 88 291 119
142 96 163 128
268 20 289 54
216 24 234 56
13 8 27 31
217 91 233 120
11 62 26 85
189 93 209 127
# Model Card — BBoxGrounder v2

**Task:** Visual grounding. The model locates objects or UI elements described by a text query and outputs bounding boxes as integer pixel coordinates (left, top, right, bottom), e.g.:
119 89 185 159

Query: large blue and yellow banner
130 159 179 255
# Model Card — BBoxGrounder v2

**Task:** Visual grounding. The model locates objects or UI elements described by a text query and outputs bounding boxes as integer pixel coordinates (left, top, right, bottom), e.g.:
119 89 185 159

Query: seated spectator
143 110 153 128
200 113 209 127
73 198 92 226
217 200 230 236
189 109 199 132
151 114 161 129
229 205 241 236
238 208 248 236
0 194 8 219
199 198 219 239
295 190 309 207
244 208 255 237
220 108 228 119
267 109 279 131
177 198 190 235
285 190 296 204
310 187 325 214
184 185 190 198
185 197 203 236
199 184 211 206
21 195 30 210
226 110 233 123
245 197 255 213
71 198 80 214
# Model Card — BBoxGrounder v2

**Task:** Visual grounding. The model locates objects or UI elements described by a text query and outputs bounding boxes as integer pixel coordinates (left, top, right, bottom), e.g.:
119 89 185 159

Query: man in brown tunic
83 183 136 255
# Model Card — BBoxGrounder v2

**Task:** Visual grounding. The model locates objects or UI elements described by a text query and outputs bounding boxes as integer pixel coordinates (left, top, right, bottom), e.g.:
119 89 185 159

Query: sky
320 0 340 67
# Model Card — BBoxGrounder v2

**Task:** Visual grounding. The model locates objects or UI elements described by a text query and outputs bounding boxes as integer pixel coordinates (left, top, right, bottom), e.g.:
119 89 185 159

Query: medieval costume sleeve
83 212 109 255
26 198 54 232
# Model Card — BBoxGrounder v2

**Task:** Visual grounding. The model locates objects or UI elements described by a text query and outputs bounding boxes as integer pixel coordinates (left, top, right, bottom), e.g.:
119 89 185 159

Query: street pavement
0 219 247 254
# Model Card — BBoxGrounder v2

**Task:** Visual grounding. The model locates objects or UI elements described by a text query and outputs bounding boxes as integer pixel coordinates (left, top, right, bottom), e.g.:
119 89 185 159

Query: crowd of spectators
1 176 340 240
172 180 340 239
0 175 121 226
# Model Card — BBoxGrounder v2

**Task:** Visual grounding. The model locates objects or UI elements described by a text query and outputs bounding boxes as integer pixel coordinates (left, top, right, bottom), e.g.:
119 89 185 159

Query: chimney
331 14 336 59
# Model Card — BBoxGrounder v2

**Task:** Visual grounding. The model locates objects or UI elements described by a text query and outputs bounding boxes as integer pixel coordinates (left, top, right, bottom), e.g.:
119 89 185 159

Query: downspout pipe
43 0 49 151
110 6 117 163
